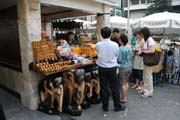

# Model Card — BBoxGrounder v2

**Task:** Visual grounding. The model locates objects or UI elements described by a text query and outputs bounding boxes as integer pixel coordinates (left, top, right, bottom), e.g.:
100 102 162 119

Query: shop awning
131 11 180 34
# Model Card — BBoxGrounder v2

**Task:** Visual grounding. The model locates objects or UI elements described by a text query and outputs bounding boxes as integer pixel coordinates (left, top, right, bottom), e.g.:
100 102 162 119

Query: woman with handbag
137 27 156 98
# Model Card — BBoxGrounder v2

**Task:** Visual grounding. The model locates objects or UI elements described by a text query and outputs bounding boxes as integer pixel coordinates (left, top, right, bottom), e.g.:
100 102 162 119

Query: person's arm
137 39 155 55
130 48 133 60
118 48 122 63
143 45 155 54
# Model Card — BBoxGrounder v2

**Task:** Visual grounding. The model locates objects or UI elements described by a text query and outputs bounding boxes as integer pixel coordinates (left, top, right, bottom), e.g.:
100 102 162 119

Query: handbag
143 41 161 66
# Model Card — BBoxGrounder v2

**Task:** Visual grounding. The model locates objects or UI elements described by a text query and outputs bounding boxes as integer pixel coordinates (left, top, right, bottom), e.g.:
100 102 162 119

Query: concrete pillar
86 16 92 22
17 0 41 110
96 5 111 41
46 22 52 39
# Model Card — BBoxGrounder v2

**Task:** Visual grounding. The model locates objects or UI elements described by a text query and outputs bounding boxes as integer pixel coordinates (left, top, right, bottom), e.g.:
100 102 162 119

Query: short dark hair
120 34 128 46
113 28 120 33
135 31 140 36
101 27 111 39
168 50 173 56
139 27 150 41
67 31 74 36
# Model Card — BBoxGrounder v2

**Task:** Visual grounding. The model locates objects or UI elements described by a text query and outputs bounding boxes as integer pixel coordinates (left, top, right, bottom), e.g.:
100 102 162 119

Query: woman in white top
137 27 156 98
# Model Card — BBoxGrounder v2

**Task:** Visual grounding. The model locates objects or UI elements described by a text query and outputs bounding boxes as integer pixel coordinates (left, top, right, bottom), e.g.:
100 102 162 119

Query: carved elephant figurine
38 77 64 114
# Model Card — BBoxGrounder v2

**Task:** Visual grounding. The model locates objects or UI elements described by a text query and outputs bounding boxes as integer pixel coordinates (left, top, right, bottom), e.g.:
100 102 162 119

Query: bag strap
147 38 155 51
147 39 149 50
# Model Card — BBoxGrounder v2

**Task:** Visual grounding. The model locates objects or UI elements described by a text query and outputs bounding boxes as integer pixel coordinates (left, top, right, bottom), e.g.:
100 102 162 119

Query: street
0 84 180 120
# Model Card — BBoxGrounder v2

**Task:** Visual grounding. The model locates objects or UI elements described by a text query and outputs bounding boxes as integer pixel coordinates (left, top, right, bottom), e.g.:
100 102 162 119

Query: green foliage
145 0 173 15
91 33 97 40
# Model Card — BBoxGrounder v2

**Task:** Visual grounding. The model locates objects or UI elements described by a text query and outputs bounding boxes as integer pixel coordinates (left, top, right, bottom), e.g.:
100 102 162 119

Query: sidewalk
0 84 180 120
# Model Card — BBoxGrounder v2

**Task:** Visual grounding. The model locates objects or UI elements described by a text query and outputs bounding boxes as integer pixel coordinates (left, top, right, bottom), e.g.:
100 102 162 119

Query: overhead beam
41 10 73 16
42 11 92 21
94 0 116 7
40 0 104 14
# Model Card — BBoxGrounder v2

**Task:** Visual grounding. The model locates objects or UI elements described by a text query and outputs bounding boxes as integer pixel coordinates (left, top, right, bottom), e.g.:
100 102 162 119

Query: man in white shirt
96 27 125 112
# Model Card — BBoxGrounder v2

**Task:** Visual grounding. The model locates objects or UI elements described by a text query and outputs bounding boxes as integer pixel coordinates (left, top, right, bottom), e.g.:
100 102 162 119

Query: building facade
123 0 180 19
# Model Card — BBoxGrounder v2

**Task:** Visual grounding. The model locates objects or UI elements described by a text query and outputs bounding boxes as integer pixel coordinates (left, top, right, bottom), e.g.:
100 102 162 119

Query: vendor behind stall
77 33 85 46
67 31 79 46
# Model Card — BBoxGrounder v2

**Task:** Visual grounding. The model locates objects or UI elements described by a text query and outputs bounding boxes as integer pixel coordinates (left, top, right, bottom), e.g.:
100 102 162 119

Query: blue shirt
131 36 136 46
96 39 119 68
118 46 132 68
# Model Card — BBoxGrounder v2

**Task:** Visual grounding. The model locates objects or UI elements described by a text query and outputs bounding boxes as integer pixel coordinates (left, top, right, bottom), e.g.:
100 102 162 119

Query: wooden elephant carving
38 77 63 114
63 69 85 116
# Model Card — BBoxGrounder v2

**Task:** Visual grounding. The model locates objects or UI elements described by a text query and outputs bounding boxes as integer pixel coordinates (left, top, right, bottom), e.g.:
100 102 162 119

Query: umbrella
131 11 180 33
90 16 131 30
110 16 129 29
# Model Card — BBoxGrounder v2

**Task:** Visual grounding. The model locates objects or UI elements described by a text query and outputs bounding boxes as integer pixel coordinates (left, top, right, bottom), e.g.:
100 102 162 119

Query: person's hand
137 50 142 56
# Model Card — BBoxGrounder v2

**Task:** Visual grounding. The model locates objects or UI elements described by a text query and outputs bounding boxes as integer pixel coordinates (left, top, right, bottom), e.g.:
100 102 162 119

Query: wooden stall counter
29 61 97 77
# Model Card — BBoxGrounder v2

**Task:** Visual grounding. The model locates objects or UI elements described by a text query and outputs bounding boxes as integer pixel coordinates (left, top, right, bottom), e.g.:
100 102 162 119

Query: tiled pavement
0 84 180 120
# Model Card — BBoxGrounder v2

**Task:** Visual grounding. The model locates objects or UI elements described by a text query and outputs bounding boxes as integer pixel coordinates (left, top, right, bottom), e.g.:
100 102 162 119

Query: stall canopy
90 16 130 30
74 19 92 29
131 11 180 33
110 16 128 29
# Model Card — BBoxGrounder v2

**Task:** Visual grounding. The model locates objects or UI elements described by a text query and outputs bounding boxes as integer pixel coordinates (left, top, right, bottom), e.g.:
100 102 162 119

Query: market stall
0 0 114 114
29 32 100 115
27 0 113 116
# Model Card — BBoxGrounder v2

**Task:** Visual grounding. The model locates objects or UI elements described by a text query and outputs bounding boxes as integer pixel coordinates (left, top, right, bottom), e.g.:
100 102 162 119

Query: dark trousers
153 73 159 86
98 66 120 108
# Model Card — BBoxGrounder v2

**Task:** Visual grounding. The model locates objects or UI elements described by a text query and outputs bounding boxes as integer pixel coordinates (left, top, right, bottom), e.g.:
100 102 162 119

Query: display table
30 62 97 78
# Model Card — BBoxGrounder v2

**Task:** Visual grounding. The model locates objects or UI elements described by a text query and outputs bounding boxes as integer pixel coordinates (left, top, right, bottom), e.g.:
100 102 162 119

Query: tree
145 0 173 15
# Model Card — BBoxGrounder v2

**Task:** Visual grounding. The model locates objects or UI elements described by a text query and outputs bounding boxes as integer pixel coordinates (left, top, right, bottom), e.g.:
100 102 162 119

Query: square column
18 0 41 109
45 22 52 39
96 5 111 41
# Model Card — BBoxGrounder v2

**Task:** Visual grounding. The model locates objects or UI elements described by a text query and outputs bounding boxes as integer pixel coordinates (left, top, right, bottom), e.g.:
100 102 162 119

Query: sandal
137 89 144 94
136 86 142 91
141 92 153 98
132 85 138 89
120 98 127 103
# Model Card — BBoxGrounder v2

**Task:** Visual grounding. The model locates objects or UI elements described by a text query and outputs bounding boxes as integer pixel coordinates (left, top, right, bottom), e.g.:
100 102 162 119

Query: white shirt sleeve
144 37 155 50
148 37 155 47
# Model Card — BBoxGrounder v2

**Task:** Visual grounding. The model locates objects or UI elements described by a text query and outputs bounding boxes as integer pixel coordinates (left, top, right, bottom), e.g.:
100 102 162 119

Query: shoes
137 89 144 94
132 85 138 89
102 106 109 112
114 105 126 112
120 97 127 104
141 92 153 98
136 86 142 91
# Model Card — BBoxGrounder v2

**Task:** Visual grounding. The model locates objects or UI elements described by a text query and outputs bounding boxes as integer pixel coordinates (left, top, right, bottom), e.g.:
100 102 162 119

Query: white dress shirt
96 38 119 68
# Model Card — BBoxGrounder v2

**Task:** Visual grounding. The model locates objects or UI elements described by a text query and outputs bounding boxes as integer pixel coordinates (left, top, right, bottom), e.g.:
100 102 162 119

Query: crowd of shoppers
96 26 157 112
